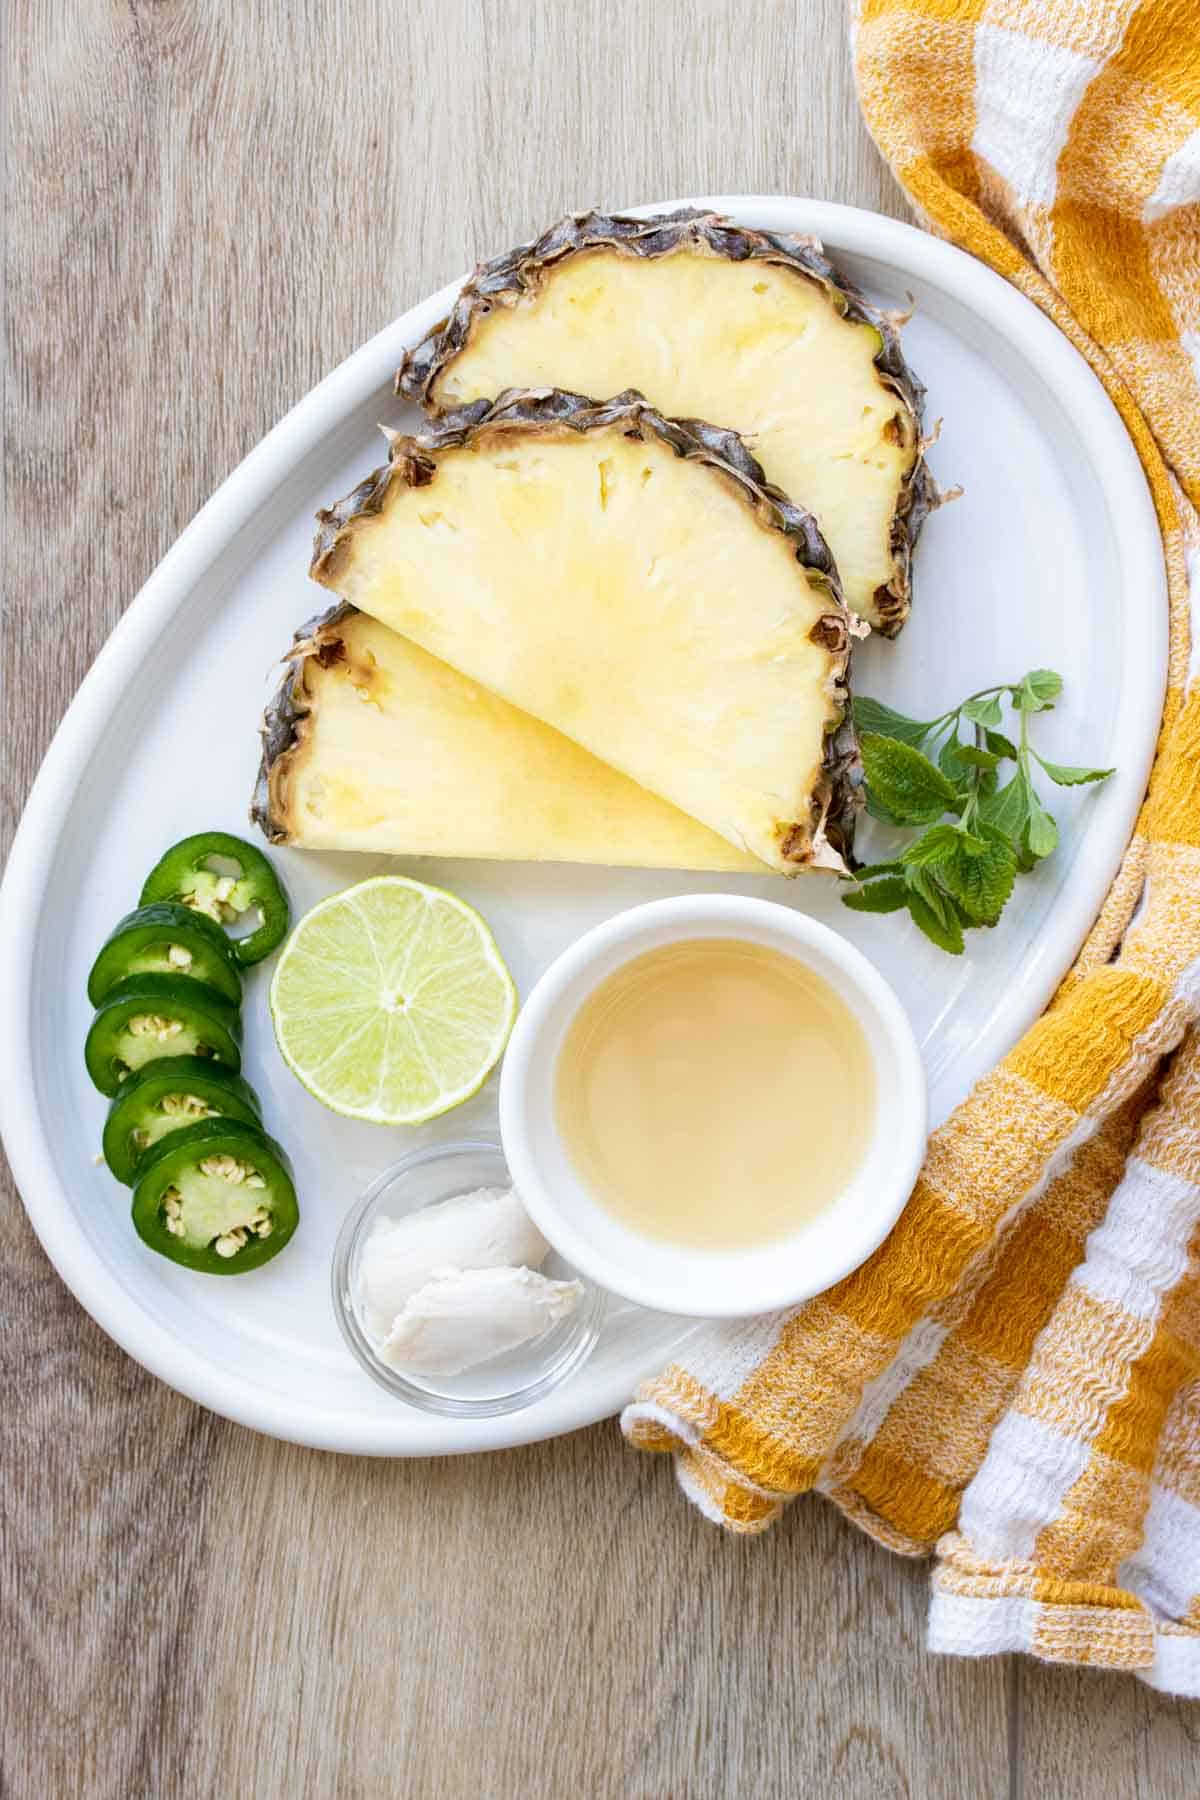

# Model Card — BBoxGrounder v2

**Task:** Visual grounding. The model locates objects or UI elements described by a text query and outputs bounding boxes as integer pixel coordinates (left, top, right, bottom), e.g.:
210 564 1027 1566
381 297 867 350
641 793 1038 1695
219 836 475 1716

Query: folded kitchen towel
622 0 1200 1693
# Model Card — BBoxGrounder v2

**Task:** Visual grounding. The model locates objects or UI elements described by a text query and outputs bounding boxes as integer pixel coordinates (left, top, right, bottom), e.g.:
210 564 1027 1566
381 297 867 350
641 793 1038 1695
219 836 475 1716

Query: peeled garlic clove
378 1265 582 1377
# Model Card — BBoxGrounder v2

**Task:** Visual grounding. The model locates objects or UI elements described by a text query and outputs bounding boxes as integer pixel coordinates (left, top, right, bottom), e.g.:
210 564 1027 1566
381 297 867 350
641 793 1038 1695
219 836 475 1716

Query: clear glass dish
330 1137 605 1417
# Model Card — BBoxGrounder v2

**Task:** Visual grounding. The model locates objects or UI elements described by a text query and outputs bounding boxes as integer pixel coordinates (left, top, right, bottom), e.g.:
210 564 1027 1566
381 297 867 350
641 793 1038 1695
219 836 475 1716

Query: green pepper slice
85 975 242 1096
131 1117 298 1274
87 903 243 1007
140 831 290 966
102 1056 262 1185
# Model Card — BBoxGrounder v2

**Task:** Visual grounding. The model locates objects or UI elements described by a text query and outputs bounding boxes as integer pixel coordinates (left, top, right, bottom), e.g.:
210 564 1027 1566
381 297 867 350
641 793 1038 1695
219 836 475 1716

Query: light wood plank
182 1436 1008 1799
1018 1663 1200 1799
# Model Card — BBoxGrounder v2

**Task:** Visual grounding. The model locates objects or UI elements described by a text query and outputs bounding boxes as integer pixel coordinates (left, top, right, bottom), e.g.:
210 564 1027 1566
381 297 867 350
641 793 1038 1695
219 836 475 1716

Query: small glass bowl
330 1137 605 1417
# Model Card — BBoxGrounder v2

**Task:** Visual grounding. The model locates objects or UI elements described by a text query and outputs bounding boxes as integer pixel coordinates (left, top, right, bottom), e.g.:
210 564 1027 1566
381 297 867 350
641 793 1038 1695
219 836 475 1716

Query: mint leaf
852 696 934 747
908 892 964 955
963 693 1003 727
954 744 1001 771
1025 795 1058 859
860 734 960 825
1032 754 1114 787
906 865 956 929
842 877 909 914
938 737 971 788
979 774 1030 838
941 836 1017 925
901 824 982 867
851 860 906 879
1013 669 1063 713
1024 669 1063 704
852 666 1111 956
864 791 911 827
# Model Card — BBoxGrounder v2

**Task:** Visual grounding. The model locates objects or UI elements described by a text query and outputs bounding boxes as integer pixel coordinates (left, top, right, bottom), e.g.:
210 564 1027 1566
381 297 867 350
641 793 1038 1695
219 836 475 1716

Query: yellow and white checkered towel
623 0 1200 1693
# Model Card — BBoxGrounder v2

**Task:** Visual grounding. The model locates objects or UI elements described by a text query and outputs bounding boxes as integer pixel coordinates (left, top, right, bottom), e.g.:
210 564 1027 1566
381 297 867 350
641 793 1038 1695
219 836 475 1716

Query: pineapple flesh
253 605 765 872
397 210 935 634
310 391 860 874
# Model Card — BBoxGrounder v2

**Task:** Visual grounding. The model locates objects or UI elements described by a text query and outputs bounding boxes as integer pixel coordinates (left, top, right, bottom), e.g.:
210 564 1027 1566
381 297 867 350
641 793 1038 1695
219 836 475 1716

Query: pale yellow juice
555 938 876 1251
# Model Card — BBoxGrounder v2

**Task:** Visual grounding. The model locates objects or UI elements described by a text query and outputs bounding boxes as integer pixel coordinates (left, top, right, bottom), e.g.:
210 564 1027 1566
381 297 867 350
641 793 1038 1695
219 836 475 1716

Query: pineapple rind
396 208 938 636
309 389 862 873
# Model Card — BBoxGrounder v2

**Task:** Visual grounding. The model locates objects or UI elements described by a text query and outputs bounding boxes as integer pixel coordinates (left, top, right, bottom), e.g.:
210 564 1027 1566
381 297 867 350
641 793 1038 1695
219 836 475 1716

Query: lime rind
268 875 517 1125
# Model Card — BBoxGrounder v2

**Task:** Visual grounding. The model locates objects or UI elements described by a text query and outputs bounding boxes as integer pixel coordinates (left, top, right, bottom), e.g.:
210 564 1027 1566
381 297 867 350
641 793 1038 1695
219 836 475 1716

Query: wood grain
0 1 1193 1794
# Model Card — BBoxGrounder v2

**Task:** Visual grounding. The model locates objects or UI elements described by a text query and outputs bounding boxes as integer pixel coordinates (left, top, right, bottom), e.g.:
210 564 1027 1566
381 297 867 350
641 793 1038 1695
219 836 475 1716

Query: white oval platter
0 197 1167 1455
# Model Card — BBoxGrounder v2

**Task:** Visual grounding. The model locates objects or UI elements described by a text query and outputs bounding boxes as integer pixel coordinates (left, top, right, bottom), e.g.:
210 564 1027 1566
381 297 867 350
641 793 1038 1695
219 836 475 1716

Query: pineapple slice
310 391 860 874
397 210 936 635
253 604 765 872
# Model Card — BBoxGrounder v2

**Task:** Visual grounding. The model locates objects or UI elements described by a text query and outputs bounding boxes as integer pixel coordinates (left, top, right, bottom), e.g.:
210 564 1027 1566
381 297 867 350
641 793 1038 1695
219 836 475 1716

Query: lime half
269 876 517 1124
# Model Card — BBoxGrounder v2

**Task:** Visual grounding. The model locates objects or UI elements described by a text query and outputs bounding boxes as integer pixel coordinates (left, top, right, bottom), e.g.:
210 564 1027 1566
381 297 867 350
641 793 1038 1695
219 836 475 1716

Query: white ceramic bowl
499 895 927 1317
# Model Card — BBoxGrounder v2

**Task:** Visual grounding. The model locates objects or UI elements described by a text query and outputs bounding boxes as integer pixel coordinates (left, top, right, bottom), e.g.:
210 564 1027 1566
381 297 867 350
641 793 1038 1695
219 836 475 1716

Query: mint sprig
844 673 1113 955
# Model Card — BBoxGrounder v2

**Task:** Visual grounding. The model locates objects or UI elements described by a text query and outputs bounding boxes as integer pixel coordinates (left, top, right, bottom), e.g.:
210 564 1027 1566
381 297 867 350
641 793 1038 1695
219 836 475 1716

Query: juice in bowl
499 895 927 1318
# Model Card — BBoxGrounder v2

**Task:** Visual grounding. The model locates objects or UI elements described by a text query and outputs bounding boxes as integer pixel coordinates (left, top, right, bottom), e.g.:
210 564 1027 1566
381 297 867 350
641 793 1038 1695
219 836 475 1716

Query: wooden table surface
3 3 1199 1794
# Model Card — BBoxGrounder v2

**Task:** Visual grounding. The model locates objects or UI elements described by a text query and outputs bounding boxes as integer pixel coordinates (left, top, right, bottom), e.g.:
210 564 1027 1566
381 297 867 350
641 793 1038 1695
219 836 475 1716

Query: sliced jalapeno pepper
102 1056 262 1185
87 903 242 1007
131 1117 298 1273
140 831 289 965
85 975 242 1096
